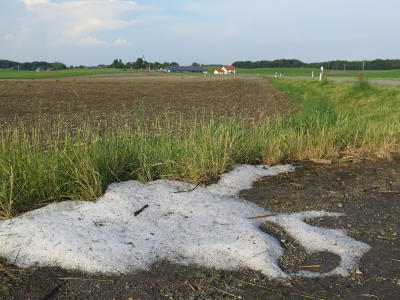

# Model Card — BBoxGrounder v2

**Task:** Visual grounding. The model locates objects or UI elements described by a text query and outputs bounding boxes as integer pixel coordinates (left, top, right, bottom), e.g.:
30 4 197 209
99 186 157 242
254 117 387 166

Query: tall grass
1 79 399 218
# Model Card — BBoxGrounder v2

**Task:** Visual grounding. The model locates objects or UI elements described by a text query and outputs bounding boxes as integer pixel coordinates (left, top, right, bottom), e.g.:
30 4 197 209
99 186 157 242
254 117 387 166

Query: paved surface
281 76 400 85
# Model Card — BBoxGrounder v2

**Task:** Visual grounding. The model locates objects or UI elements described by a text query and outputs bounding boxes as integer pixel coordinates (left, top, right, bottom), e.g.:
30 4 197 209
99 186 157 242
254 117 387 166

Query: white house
222 66 236 74
214 68 225 75
214 66 236 75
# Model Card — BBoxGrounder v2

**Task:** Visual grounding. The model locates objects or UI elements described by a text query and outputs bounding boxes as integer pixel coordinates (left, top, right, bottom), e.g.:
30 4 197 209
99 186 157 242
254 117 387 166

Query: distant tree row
0 60 67 71
232 59 400 70
111 58 179 70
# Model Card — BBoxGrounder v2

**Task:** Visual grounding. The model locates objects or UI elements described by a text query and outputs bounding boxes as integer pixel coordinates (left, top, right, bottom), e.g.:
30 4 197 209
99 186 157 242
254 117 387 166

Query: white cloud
78 37 129 47
113 38 128 46
20 0 49 6
16 0 151 47
79 36 107 46
68 19 136 37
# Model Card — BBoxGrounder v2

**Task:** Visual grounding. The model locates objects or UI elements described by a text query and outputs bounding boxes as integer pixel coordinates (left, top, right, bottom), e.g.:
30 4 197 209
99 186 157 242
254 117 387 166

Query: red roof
215 69 225 73
223 66 236 70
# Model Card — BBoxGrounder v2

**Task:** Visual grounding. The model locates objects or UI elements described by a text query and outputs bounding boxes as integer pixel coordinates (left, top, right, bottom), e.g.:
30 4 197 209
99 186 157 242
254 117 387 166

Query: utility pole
362 61 365 71
344 63 346 71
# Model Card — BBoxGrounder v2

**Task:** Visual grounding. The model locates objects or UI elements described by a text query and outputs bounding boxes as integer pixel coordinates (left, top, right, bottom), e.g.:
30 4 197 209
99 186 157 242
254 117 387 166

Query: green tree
51 62 67 70
134 58 145 69
111 59 125 69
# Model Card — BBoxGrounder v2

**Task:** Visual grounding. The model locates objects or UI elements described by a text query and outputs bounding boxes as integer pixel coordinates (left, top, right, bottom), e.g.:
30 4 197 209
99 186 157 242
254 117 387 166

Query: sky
0 0 399 66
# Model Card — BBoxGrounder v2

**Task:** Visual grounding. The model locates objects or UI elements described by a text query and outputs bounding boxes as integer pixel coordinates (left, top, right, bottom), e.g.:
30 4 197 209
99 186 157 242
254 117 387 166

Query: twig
300 265 321 268
377 236 396 241
390 258 400 263
134 204 149 216
309 158 332 165
185 280 196 291
377 191 400 194
205 283 241 299
58 277 113 282
13 248 21 264
247 214 278 220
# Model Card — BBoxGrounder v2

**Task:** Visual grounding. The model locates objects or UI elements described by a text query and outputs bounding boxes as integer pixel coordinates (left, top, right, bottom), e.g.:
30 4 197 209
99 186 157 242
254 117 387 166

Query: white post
312 71 314 78
279 73 282 78
319 66 324 81
274 72 277 78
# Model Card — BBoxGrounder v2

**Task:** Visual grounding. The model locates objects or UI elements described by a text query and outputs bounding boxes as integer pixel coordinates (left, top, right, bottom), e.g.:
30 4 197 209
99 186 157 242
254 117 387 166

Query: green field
1 77 399 217
2 66 400 80
236 67 400 80
0 68 139 79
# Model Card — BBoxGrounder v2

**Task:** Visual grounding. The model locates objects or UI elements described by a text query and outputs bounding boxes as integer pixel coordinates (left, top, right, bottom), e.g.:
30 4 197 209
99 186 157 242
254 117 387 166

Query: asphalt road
283 76 400 85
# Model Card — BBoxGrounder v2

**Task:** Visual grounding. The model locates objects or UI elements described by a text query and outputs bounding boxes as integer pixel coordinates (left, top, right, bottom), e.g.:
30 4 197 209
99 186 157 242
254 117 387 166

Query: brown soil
0 75 294 129
1 158 399 299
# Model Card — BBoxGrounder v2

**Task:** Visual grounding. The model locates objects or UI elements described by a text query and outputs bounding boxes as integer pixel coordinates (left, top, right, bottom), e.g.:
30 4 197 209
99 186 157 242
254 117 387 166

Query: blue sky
0 0 399 66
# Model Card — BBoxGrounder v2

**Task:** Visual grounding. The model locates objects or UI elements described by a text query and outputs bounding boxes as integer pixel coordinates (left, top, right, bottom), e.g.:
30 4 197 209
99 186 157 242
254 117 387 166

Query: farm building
213 66 237 75
165 66 208 73
222 66 236 74
214 68 225 75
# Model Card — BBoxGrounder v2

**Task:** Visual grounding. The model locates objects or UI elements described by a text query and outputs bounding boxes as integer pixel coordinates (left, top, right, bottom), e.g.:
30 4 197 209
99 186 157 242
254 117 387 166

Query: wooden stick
58 277 113 282
377 236 396 241
134 204 149 216
247 214 278 220
377 191 400 194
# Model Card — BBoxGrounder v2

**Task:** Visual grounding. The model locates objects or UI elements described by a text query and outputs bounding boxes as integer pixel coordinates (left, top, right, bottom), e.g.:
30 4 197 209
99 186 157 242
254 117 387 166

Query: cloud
16 0 152 47
68 19 136 37
20 0 49 6
1 28 30 47
113 38 128 46
78 36 129 46
79 36 107 46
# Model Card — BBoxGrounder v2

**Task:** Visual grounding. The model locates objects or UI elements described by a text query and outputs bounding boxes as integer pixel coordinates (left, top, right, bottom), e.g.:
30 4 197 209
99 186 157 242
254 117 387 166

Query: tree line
0 60 67 71
110 58 179 69
232 59 400 70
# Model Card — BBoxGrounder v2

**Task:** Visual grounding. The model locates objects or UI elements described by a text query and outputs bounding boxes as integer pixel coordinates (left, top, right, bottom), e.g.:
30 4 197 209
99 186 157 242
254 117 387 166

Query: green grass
0 79 399 218
238 67 320 77
0 68 139 79
237 68 400 80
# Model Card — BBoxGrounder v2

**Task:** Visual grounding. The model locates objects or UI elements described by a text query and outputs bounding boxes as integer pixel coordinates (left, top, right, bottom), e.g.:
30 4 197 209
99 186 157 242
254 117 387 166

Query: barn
165 66 208 73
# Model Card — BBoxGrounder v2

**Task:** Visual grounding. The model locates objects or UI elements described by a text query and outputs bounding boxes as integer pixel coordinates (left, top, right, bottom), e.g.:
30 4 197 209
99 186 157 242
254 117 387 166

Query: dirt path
1 158 399 299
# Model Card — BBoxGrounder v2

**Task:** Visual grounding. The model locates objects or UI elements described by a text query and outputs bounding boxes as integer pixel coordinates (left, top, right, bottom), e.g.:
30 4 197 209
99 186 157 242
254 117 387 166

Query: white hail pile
0 164 370 279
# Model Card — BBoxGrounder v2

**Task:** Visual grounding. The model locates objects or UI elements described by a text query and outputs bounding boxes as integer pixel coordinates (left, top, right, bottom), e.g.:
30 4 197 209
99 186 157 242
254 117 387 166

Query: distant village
163 65 236 75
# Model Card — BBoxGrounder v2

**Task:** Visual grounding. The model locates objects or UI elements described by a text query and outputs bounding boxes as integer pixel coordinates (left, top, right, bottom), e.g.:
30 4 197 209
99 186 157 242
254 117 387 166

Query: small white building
222 66 236 74
214 68 225 75
213 66 236 75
